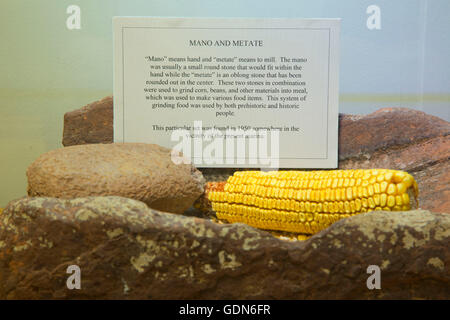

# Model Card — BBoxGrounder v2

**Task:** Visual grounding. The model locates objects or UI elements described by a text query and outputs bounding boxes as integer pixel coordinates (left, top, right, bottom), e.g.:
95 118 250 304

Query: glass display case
0 0 448 301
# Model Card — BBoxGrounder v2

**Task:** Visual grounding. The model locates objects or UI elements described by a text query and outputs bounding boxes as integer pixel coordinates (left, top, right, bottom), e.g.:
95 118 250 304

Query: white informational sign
113 17 340 168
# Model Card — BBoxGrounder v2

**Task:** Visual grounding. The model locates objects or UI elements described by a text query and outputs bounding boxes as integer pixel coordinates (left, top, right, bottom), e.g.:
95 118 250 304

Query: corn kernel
363 187 369 198
346 187 353 200
350 201 356 213
332 178 338 189
374 183 380 194
343 178 350 187
394 171 406 183
317 203 323 213
403 174 414 188
373 194 380 206
387 195 396 207
313 180 320 189
396 182 407 195
362 198 368 208
355 199 362 211
368 197 376 208
380 193 387 207
341 188 346 200
402 193 410 206
387 184 396 195
344 201 351 213
368 185 375 196
336 189 341 201
384 171 393 182
357 186 364 198
305 202 311 212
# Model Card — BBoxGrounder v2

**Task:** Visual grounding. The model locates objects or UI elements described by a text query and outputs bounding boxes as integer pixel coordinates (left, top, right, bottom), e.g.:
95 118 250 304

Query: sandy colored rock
26 143 204 214
0 196 448 299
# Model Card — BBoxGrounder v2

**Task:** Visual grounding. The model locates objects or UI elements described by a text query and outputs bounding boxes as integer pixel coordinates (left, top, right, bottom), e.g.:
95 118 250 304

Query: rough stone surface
63 96 113 146
338 108 449 213
0 196 448 299
26 143 204 214
62 98 449 213
338 108 449 161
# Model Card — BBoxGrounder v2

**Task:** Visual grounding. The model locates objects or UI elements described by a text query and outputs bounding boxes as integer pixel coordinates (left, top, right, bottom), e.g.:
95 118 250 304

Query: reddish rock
62 96 113 146
338 108 449 161
62 98 450 212
411 161 449 214
338 109 450 213
0 196 448 299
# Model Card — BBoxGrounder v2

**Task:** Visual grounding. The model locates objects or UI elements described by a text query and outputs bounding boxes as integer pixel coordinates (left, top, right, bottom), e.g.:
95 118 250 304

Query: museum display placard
113 17 340 168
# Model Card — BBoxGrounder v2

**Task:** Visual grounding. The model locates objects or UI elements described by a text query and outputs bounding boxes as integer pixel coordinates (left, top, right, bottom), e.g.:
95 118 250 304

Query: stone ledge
0 196 448 299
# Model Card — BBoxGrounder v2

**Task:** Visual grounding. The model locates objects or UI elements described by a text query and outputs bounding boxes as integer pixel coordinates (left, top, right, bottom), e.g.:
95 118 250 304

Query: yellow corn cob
207 169 419 235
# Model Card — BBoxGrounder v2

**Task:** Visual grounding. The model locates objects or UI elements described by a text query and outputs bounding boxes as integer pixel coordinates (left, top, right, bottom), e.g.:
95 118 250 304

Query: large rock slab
0 196 448 299
62 98 450 213
26 143 204 214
